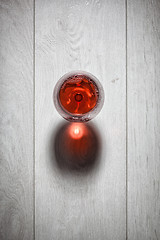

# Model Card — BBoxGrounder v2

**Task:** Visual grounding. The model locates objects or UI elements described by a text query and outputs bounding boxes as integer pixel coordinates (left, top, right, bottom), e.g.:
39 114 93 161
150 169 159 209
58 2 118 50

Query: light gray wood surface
0 0 33 240
127 0 160 240
35 0 126 239
0 0 160 239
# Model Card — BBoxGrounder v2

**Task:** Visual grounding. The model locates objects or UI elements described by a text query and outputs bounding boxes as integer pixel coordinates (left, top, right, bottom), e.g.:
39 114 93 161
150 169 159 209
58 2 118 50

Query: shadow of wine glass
50 121 102 175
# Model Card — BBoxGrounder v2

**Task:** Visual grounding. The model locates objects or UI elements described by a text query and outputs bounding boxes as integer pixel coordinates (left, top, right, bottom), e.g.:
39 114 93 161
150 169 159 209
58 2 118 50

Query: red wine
59 75 98 115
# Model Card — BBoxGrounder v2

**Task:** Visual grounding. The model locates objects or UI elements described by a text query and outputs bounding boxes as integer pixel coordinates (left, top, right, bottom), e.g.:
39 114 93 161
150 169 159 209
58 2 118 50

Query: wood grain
1 0 159 239
35 0 126 239
127 0 160 239
0 0 33 239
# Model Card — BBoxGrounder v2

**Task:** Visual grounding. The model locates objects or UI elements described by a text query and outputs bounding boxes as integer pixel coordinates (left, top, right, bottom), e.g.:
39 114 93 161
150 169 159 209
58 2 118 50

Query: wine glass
53 71 104 122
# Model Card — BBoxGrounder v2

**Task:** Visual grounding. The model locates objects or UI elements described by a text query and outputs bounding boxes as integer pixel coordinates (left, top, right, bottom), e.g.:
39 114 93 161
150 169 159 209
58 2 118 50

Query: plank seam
125 0 128 239
33 0 35 239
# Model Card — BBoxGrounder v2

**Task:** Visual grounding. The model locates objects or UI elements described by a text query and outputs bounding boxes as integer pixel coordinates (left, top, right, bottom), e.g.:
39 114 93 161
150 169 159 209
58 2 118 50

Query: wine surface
59 75 98 115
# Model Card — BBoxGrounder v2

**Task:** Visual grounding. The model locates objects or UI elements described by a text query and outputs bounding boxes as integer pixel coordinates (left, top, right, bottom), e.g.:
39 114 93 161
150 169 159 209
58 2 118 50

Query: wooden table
0 0 160 239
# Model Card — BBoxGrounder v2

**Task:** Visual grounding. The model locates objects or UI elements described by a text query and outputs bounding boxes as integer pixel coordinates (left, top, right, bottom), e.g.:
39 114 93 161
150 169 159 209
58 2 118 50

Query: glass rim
53 70 105 122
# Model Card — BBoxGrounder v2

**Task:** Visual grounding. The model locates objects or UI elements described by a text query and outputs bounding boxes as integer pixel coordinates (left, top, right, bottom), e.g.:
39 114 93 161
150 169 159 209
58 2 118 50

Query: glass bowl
53 71 104 122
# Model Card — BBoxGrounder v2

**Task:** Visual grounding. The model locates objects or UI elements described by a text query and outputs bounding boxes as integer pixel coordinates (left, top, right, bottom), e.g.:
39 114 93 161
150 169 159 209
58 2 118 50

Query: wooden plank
127 0 160 239
35 0 126 239
0 1 33 239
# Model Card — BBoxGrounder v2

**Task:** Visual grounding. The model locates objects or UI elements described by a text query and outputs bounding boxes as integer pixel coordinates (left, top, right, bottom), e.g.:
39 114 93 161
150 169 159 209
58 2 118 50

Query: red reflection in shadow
68 123 85 139
53 122 100 170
